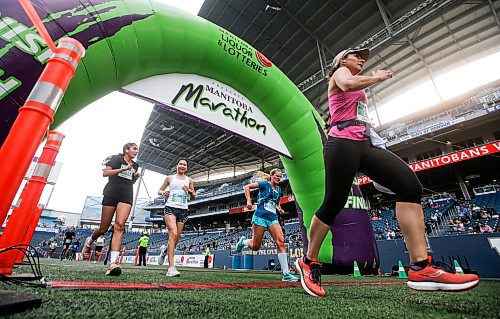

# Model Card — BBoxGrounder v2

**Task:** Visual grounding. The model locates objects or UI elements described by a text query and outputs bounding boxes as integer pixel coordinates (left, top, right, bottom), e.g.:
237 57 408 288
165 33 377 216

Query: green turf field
1 259 499 319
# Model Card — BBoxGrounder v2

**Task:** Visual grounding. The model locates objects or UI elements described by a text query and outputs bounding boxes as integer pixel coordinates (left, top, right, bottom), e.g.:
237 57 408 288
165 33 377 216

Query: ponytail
255 171 270 182
102 142 136 166
102 154 121 166
325 68 335 82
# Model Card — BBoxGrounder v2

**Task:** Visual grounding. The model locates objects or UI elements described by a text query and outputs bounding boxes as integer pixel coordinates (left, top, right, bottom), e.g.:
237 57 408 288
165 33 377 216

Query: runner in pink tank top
296 48 479 297
328 90 368 141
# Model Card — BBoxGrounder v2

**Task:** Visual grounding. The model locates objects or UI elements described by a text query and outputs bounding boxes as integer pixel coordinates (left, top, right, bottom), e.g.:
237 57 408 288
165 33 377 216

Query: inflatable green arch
0 0 379 270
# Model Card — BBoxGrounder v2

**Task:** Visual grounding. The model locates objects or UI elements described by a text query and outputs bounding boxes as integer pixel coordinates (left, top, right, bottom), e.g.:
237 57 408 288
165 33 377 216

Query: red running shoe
295 257 325 297
407 257 479 291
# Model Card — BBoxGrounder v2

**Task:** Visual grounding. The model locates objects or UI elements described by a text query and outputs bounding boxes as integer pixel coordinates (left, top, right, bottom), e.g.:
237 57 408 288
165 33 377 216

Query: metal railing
297 0 456 93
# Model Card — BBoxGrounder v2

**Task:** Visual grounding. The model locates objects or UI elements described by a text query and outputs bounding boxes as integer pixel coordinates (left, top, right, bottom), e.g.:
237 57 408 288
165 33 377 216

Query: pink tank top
328 89 368 141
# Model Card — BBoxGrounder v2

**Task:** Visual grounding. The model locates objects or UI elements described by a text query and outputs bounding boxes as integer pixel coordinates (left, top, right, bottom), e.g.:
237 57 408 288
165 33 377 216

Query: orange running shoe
295 257 325 297
407 257 479 291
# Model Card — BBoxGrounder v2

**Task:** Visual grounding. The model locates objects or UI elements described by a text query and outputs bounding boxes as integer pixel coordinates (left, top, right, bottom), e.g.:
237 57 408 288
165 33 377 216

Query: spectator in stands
480 210 492 219
386 229 395 240
494 224 500 233
93 235 106 263
137 232 149 266
449 218 457 232
81 143 140 276
236 169 299 282
157 158 196 277
479 223 493 233
470 223 481 234
59 226 76 260
295 48 479 297
471 207 481 219
431 212 438 223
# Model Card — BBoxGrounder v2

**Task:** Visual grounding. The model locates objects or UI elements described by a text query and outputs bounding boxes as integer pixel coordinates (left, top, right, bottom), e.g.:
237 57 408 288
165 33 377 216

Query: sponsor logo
217 28 269 76
421 270 445 278
255 51 272 68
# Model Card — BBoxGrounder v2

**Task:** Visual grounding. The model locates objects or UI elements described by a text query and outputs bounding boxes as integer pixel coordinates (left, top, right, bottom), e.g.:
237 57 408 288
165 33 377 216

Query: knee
114 222 125 233
275 238 285 249
397 179 423 204
169 231 179 241
250 240 261 251
315 204 339 226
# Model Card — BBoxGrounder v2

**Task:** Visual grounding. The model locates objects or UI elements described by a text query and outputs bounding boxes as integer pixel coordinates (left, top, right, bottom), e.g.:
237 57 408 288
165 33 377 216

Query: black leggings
138 246 147 266
315 137 422 226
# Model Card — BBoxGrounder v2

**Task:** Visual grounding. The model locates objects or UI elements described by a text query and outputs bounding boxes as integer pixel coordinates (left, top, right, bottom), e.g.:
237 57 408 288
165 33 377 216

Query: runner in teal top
254 180 281 222
237 169 298 282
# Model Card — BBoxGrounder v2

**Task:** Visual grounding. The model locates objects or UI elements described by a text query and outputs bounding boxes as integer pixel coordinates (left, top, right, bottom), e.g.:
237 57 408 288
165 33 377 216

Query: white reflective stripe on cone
32 163 52 179
57 40 84 57
51 52 79 70
26 81 64 111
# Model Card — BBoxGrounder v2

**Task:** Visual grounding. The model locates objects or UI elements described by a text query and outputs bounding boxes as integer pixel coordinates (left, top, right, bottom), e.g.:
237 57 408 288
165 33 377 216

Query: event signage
123 74 290 157
121 254 213 268
242 245 303 258
357 141 500 185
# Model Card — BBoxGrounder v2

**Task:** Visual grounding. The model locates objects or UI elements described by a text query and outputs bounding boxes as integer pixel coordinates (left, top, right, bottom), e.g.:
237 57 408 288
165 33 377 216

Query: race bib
356 101 371 123
263 200 277 213
65 239 71 244
118 164 134 180
171 193 187 205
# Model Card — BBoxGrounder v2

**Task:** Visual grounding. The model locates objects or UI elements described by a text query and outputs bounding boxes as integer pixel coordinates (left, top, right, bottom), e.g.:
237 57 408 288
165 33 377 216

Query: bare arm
329 67 393 94
277 204 285 215
132 169 141 184
158 176 171 197
243 182 259 209
188 178 196 200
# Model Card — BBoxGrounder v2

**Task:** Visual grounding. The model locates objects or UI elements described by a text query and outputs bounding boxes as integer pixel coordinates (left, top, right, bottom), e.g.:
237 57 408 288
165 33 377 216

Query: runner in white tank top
165 175 190 209
157 158 196 277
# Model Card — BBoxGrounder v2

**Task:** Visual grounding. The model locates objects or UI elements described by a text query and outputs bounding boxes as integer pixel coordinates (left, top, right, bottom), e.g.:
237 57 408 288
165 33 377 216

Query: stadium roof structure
136 0 500 178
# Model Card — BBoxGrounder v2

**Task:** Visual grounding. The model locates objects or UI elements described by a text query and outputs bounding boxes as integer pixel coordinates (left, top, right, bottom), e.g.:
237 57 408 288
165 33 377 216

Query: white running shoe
157 246 167 266
105 262 122 276
166 267 180 277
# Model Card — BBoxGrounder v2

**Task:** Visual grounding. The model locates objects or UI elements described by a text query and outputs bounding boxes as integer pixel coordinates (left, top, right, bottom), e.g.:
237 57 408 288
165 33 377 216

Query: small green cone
353 261 362 277
398 260 408 279
453 260 464 274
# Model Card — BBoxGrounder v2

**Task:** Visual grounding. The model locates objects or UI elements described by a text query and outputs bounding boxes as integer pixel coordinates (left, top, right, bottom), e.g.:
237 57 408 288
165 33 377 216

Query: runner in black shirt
59 226 76 260
81 142 140 276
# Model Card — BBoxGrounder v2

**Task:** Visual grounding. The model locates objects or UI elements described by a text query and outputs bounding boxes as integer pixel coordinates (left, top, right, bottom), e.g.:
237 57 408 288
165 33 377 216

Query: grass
1 259 499 319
